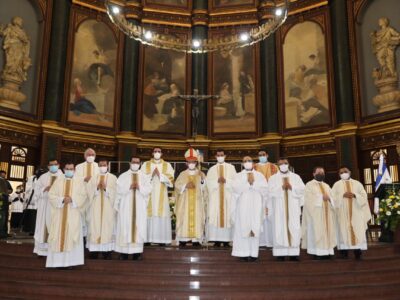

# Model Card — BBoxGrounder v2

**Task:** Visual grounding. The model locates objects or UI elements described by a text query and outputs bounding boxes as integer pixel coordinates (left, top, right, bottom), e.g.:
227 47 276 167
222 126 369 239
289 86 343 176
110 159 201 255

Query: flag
375 154 392 191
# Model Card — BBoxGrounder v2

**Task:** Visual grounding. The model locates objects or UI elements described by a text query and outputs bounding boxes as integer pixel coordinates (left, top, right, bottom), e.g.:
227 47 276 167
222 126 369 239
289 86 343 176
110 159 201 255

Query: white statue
0 16 32 82
370 17 400 80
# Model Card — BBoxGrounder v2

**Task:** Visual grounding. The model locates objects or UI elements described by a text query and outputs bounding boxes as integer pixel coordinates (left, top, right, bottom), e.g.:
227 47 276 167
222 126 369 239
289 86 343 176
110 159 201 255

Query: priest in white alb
34 158 64 256
75 148 99 237
267 158 305 261
332 166 371 260
46 163 86 268
302 166 336 259
206 149 236 247
87 159 117 260
174 148 207 247
115 157 152 260
141 147 174 245
231 156 268 261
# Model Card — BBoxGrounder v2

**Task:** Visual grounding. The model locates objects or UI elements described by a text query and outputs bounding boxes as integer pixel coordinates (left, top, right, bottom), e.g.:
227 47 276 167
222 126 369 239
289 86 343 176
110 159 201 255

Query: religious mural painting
67 19 118 128
282 21 331 129
144 0 190 9
140 43 188 135
210 38 258 135
211 0 254 9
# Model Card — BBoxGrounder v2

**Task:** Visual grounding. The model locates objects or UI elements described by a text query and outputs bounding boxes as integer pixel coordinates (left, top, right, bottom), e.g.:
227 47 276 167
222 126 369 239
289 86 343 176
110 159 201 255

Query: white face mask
188 163 197 170
130 163 140 172
153 152 161 160
244 162 253 170
216 156 225 164
279 164 289 173
99 166 108 174
340 172 350 180
86 156 95 163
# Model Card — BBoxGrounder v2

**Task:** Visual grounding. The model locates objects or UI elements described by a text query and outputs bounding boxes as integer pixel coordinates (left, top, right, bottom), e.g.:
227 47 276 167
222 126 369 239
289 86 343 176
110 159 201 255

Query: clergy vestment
75 161 99 237
255 162 278 247
174 169 207 243
206 162 236 242
115 170 152 254
332 179 371 250
46 176 86 268
267 171 305 256
231 170 268 258
87 172 117 252
141 159 174 244
33 170 64 256
302 180 337 256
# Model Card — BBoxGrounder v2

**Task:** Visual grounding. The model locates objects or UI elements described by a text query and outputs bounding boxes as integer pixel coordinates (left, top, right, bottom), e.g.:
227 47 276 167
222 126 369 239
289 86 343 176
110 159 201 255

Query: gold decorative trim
141 19 192 27
288 1 328 16
142 7 191 16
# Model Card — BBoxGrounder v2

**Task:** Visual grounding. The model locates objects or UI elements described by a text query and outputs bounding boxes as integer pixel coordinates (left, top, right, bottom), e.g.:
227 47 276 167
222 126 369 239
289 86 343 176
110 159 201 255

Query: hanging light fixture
105 0 289 53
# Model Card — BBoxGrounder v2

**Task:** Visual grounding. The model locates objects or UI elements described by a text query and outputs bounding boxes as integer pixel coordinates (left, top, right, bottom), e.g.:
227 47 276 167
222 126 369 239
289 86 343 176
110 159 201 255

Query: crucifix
178 89 220 138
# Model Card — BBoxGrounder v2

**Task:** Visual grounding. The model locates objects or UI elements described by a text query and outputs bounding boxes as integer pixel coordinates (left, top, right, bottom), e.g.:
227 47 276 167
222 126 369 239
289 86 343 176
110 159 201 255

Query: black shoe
132 253 142 261
179 241 187 248
339 250 349 259
239 257 250 262
289 256 299 261
276 256 285 262
119 254 129 260
192 242 201 247
249 257 258 262
144 243 151 246
354 249 362 260
313 255 323 260
102 252 112 260
89 252 98 259
158 243 166 247
222 242 230 248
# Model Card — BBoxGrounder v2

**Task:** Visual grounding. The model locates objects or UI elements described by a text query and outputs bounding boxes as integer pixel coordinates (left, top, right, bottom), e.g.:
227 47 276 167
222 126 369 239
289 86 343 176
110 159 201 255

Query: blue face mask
259 156 267 164
49 165 59 173
64 170 74 178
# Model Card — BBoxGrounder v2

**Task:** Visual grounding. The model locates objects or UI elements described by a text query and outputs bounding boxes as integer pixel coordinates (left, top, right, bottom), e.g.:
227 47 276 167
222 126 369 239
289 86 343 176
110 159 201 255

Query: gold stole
218 164 225 228
86 163 92 177
97 174 106 244
60 179 72 252
282 177 292 247
247 172 255 237
344 181 356 246
256 164 277 181
188 174 197 238
131 173 138 243
318 182 330 244
43 176 57 243
146 161 171 217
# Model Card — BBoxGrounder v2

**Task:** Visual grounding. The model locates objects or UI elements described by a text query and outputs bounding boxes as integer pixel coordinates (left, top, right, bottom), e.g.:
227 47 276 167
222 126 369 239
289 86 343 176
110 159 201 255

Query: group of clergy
32 147 371 268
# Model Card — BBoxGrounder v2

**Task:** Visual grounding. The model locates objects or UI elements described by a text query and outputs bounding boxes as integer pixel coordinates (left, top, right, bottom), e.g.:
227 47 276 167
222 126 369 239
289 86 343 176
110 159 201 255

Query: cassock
302 180 337 256
75 161 99 236
115 170 152 254
33 170 64 256
46 176 86 268
206 162 236 242
255 162 278 247
267 172 305 256
87 172 117 252
141 159 174 244
332 179 371 250
231 170 268 258
174 169 207 243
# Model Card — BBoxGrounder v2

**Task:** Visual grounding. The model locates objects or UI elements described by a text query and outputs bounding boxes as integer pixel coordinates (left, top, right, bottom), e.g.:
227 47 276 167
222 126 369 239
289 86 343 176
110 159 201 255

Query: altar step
0 242 399 299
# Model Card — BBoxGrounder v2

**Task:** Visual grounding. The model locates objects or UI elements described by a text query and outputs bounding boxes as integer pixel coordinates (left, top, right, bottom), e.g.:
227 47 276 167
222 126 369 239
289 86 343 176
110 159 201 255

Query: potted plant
377 192 400 243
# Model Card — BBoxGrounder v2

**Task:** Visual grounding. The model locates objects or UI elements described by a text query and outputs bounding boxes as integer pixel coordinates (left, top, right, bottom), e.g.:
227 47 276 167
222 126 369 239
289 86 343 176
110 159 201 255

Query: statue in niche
370 17 400 113
0 16 32 110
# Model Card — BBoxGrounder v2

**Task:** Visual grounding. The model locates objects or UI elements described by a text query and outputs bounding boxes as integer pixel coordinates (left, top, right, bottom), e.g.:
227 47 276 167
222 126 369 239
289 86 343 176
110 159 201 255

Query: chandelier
105 0 289 53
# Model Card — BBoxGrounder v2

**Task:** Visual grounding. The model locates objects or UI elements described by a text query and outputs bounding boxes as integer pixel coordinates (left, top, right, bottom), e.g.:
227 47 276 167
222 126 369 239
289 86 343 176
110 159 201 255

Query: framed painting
63 8 123 132
137 28 190 138
143 0 191 11
208 30 260 138
277 9 335 132
209 0 255 10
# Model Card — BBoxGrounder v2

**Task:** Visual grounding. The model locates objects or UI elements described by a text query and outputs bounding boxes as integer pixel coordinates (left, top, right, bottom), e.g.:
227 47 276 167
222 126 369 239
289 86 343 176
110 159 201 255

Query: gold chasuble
175 170 207 240
255 163 278 181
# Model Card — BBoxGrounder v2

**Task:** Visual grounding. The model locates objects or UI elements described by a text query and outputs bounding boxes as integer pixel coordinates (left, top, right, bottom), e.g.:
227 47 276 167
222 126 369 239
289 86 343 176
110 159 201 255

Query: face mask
340 172 350 180
49 165 59 173
216 156 225 164
99 166 108 174
130 164 140 172
279 164 289 173
259 156 267 164
244 162 253 170
314 174 325 182
188 163 197 170
153 152 161 160
86 156 95 163
65 170 74 178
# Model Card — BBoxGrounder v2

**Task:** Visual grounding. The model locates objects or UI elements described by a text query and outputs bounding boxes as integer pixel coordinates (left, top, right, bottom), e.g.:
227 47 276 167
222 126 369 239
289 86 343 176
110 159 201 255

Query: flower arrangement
169 197 176 230
377 192 400 232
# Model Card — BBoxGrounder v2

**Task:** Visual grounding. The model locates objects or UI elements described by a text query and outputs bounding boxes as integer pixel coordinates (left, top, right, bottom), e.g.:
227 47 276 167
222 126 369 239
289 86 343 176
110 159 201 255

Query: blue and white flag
375 154 392 191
